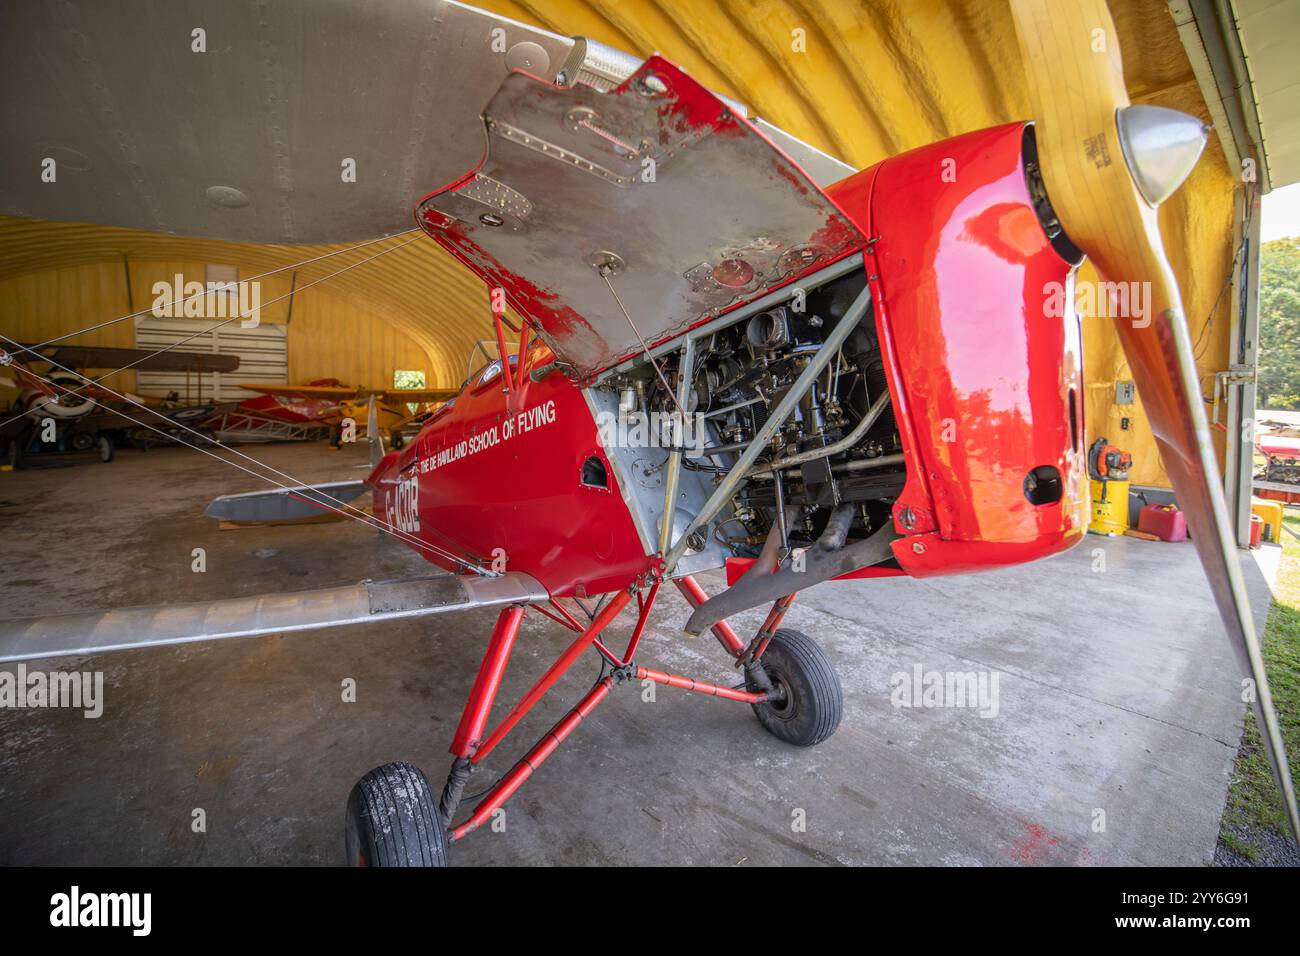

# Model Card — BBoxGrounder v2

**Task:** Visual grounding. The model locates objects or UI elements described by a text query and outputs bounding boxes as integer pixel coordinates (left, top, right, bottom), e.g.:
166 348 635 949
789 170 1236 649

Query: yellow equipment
1089 478 1130 535
1087 437 1133 535
1251 498 1284 544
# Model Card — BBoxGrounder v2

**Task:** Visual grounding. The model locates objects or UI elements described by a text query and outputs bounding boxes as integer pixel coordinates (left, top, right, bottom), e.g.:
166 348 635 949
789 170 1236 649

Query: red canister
1137 504 1189 542
1249 514 1264 549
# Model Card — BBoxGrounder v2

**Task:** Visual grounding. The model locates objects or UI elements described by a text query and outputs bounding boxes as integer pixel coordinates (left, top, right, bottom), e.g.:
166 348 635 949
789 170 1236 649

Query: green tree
1259 237 1300 410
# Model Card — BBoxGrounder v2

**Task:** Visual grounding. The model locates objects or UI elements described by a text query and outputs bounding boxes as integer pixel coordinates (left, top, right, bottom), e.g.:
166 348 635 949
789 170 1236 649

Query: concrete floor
0 443 1279 865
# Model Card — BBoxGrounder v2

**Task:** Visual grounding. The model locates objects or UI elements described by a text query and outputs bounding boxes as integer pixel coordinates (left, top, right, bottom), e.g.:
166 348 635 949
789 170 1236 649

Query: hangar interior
0 0 1296 866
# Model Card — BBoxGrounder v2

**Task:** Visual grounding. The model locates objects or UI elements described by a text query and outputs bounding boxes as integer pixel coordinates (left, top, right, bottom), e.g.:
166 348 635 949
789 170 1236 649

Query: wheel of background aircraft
23 371 94 419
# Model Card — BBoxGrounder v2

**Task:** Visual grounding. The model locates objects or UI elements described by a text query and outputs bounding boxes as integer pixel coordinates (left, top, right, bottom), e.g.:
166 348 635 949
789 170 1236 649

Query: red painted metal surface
724 555 906 585
225 393 335 425
451 675 616 841
471 589 631 763
749 593 796 664
672 576 745 657
1260 437 1300 458
1257 485 1300 506
370 344 651 598
620 579 660 664
828 123 1088 576
449 605 525 758
636 666 767 704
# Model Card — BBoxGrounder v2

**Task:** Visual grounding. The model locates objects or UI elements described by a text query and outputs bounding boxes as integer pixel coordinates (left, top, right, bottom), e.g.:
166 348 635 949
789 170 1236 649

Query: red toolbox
1137 504 1188 542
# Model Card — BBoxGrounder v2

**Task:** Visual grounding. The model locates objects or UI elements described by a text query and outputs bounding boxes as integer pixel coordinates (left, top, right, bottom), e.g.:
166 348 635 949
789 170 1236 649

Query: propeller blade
1011 0 1299 841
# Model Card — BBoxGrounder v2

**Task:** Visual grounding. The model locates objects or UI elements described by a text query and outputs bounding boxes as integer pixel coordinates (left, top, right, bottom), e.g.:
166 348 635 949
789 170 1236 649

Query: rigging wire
0 340 482 570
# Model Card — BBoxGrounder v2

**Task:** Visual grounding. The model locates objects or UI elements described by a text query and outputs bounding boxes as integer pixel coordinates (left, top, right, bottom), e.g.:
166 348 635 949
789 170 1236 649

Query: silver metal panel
0 0 574 242
204 480 369 522
0 572 548 664
558 38 854 188
593 253 865 383
583 386 728 579
751 118 856 187
417 56 866 377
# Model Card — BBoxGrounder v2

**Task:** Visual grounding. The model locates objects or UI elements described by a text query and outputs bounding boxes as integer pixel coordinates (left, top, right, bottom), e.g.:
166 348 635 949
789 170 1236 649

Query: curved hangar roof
0 0 1255 449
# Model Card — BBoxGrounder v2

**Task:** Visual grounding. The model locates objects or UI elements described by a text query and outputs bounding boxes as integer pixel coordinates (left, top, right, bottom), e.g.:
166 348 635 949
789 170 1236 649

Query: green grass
1220 829 1261 861
1219 509 1300 852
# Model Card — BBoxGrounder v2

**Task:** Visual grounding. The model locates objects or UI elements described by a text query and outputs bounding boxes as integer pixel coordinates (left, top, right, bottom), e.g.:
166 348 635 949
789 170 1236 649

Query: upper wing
22 344 241 373
377 388 459 405
238 383 360 400
0 2 853 245
0 1 573 243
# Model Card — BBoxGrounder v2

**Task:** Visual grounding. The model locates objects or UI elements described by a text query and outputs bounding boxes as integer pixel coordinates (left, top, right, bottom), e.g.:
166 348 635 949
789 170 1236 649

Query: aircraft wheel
747 629 842 747
390 430 405 450
96 435 114 463
345 761 448 867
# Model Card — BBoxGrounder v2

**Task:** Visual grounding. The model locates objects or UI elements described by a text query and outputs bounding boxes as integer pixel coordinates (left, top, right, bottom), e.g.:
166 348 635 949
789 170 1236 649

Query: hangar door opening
133 316 287 403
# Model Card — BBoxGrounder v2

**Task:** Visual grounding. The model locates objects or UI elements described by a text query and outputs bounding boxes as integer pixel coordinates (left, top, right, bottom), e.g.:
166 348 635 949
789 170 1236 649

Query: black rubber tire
390 431 405 450
345 761 449 867
748 629 842 747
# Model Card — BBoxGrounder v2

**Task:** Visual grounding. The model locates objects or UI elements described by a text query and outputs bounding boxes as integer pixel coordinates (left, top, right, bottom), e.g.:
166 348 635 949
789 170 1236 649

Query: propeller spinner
1010 0 1299 842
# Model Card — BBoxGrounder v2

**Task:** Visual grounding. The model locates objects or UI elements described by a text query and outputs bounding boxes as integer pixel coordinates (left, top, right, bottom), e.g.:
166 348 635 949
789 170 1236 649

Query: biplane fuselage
372 121 1089 598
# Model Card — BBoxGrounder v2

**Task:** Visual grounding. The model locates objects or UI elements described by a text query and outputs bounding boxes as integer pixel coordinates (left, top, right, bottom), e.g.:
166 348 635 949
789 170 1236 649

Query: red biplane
0 0 1295 865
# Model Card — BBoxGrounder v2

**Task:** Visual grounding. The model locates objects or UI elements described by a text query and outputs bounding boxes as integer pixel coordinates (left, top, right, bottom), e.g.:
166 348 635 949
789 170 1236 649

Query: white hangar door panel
134 318 288 403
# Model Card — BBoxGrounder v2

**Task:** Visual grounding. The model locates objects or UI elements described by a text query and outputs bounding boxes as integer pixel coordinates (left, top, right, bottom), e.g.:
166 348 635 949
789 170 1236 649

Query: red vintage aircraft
0 0 1295 865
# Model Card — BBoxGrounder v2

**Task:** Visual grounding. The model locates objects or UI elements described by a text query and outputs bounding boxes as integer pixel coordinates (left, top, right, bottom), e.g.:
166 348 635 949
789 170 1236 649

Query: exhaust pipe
684 521 898 635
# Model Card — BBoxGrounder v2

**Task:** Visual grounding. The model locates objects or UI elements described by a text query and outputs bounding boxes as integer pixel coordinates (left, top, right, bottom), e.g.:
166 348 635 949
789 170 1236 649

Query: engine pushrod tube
594 253 865 383
663 282 873 571
752 389 891 474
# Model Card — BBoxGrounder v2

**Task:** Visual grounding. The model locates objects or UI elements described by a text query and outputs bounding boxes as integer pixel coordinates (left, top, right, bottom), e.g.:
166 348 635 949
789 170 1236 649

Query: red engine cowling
828 122 1088 576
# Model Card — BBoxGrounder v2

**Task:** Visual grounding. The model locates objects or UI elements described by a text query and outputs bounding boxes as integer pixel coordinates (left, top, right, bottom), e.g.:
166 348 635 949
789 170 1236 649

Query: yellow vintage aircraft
237 380 458 449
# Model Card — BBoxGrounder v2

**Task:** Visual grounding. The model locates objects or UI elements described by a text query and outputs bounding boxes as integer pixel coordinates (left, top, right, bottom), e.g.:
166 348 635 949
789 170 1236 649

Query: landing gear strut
344 576 840 865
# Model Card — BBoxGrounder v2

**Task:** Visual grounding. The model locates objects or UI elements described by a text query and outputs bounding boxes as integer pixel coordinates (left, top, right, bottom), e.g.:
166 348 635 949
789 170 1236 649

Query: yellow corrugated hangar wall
476 0 1238 488
0 0 1235 489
